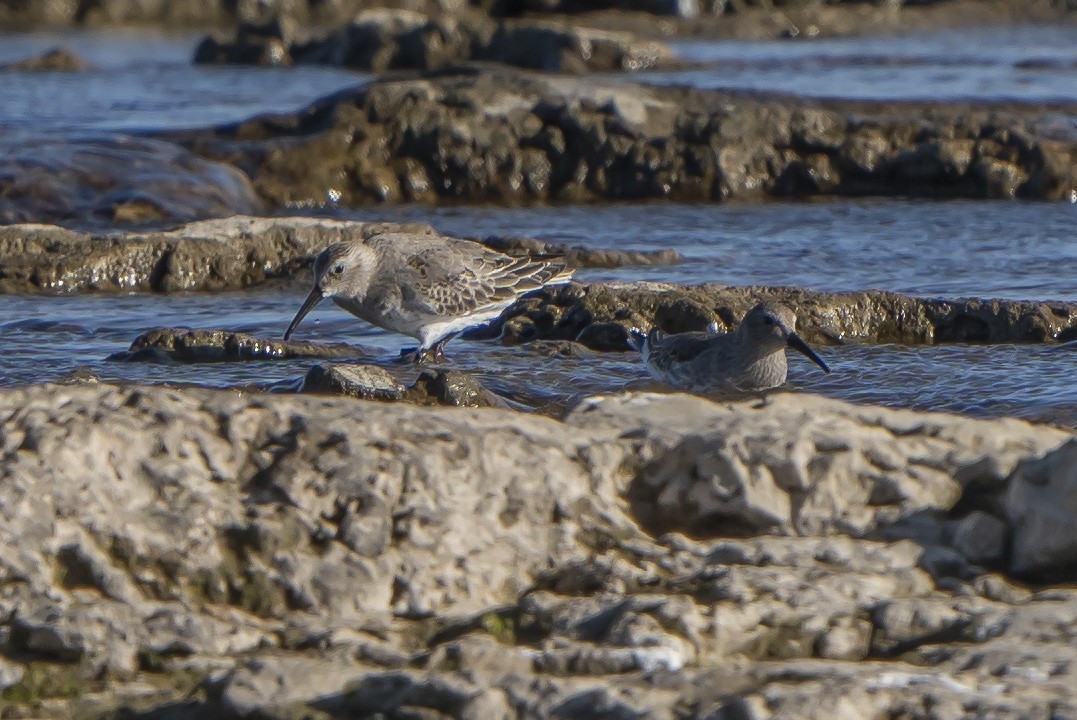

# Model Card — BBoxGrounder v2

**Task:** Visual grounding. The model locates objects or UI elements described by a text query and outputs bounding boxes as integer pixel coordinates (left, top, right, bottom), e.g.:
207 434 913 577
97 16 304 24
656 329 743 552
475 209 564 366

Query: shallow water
651 25 1077 105
2 26 1076 142
2 199 1077 424
2 286 1076 424
0 32 368 137
351 199 1077 299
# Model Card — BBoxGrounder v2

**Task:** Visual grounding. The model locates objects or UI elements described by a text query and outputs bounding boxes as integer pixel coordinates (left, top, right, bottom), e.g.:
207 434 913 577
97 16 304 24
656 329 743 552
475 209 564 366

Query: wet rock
493 281 1077 347
303 364 512 408
195 9 675 72
406 368 510 408
0 136 261 227
0 47 91 72
169 67 1077 208
111 328 371 363
0 216 438 293
302 363 405 400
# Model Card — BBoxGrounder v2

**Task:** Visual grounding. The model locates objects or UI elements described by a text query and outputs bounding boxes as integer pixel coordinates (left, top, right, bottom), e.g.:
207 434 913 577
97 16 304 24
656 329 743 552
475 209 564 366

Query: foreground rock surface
171 66 1077 207
0 383 1075 718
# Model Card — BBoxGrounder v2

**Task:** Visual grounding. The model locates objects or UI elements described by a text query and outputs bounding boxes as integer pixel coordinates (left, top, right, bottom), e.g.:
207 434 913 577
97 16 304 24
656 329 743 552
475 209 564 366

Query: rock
0 47 91 72
219 653 370 716
195 9 675 73
0 0 1069 34
0 383 1076 717
567 391 1068 538
492 282 1077 347
0 216 438 293
1005 438 1077 581
405 369 510 408
0 136 261 227
949 510 1008 566
302 364 514 409
111 328 371 363
168 66 1077 208
0 658 24 690
302 363 405 400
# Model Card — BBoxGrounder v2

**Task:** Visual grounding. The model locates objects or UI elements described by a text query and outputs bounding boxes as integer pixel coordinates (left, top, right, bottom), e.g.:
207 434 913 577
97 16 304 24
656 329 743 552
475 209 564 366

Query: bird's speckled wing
387 238 571 320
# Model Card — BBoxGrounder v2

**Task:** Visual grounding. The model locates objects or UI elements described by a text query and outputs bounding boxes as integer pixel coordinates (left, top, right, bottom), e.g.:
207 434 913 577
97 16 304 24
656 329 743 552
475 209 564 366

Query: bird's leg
429 333 458 362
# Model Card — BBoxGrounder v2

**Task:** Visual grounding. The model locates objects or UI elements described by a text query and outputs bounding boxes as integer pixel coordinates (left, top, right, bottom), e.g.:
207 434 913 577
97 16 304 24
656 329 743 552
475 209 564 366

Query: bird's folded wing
399 247 569 319
648 333 715 364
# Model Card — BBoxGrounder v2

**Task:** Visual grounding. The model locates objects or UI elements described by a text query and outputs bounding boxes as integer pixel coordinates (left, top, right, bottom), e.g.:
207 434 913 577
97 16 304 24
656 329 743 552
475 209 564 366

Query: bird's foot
396 345 445 365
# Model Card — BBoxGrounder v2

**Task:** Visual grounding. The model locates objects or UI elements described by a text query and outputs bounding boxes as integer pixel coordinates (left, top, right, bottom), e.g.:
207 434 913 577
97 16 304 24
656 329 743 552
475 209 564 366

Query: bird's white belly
416 301 516 347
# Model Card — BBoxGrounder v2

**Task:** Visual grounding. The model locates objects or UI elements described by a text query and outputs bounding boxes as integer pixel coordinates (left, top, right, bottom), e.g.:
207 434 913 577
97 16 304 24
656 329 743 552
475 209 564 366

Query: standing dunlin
284 233 573 362
628 301 831 393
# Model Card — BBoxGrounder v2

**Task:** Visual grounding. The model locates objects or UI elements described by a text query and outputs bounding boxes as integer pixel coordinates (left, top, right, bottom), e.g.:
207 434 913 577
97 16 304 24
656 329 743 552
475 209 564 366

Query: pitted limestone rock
1 383 1076 718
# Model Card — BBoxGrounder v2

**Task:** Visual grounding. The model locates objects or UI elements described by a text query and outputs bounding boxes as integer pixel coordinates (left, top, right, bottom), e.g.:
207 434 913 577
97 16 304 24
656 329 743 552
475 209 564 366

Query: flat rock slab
0 383 1075 717
0 216 676 293
489 281 1077 347
109 328 371 363
168 66 1077 208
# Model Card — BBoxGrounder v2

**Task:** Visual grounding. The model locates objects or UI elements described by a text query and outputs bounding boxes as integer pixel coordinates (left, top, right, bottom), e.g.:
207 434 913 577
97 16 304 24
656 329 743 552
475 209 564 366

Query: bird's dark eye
333 263 345 275
763 316 775 326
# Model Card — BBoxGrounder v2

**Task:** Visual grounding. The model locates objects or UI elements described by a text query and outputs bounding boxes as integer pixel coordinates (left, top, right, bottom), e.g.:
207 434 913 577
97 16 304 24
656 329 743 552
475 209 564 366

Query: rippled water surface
354 200 1077 299
2 199 1077 424
0 32 368 136
652 25 1077 104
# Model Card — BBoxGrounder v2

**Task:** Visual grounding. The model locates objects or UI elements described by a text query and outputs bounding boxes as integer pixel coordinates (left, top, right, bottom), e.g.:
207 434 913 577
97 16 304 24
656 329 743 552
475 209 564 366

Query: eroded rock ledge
194 10 675 73
169 66 1077 207
0 217 677 293
488 281 1077 347
0 383 1074 718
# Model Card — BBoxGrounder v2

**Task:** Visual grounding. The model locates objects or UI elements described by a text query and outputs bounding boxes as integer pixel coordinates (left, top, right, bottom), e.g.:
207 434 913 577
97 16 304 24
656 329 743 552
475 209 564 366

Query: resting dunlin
284 234 574 362
629 301 831 393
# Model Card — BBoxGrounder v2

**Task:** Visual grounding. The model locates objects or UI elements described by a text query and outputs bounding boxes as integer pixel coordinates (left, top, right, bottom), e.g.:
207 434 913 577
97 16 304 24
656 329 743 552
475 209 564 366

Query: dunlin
629 301 831 393
284 233 573 362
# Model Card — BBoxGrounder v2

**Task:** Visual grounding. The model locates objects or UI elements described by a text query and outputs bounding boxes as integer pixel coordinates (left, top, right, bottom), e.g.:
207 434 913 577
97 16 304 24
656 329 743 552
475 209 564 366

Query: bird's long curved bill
787 333 831 374
283 287 324 340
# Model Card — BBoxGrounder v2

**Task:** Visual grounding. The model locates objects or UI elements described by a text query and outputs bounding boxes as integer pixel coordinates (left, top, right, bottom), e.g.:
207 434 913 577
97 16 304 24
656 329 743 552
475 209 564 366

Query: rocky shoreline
1 0 1071 39
0 217 678 293
167 66 1077 210
2 6 1077 719
0 382 1074 719
4 47 1075 226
